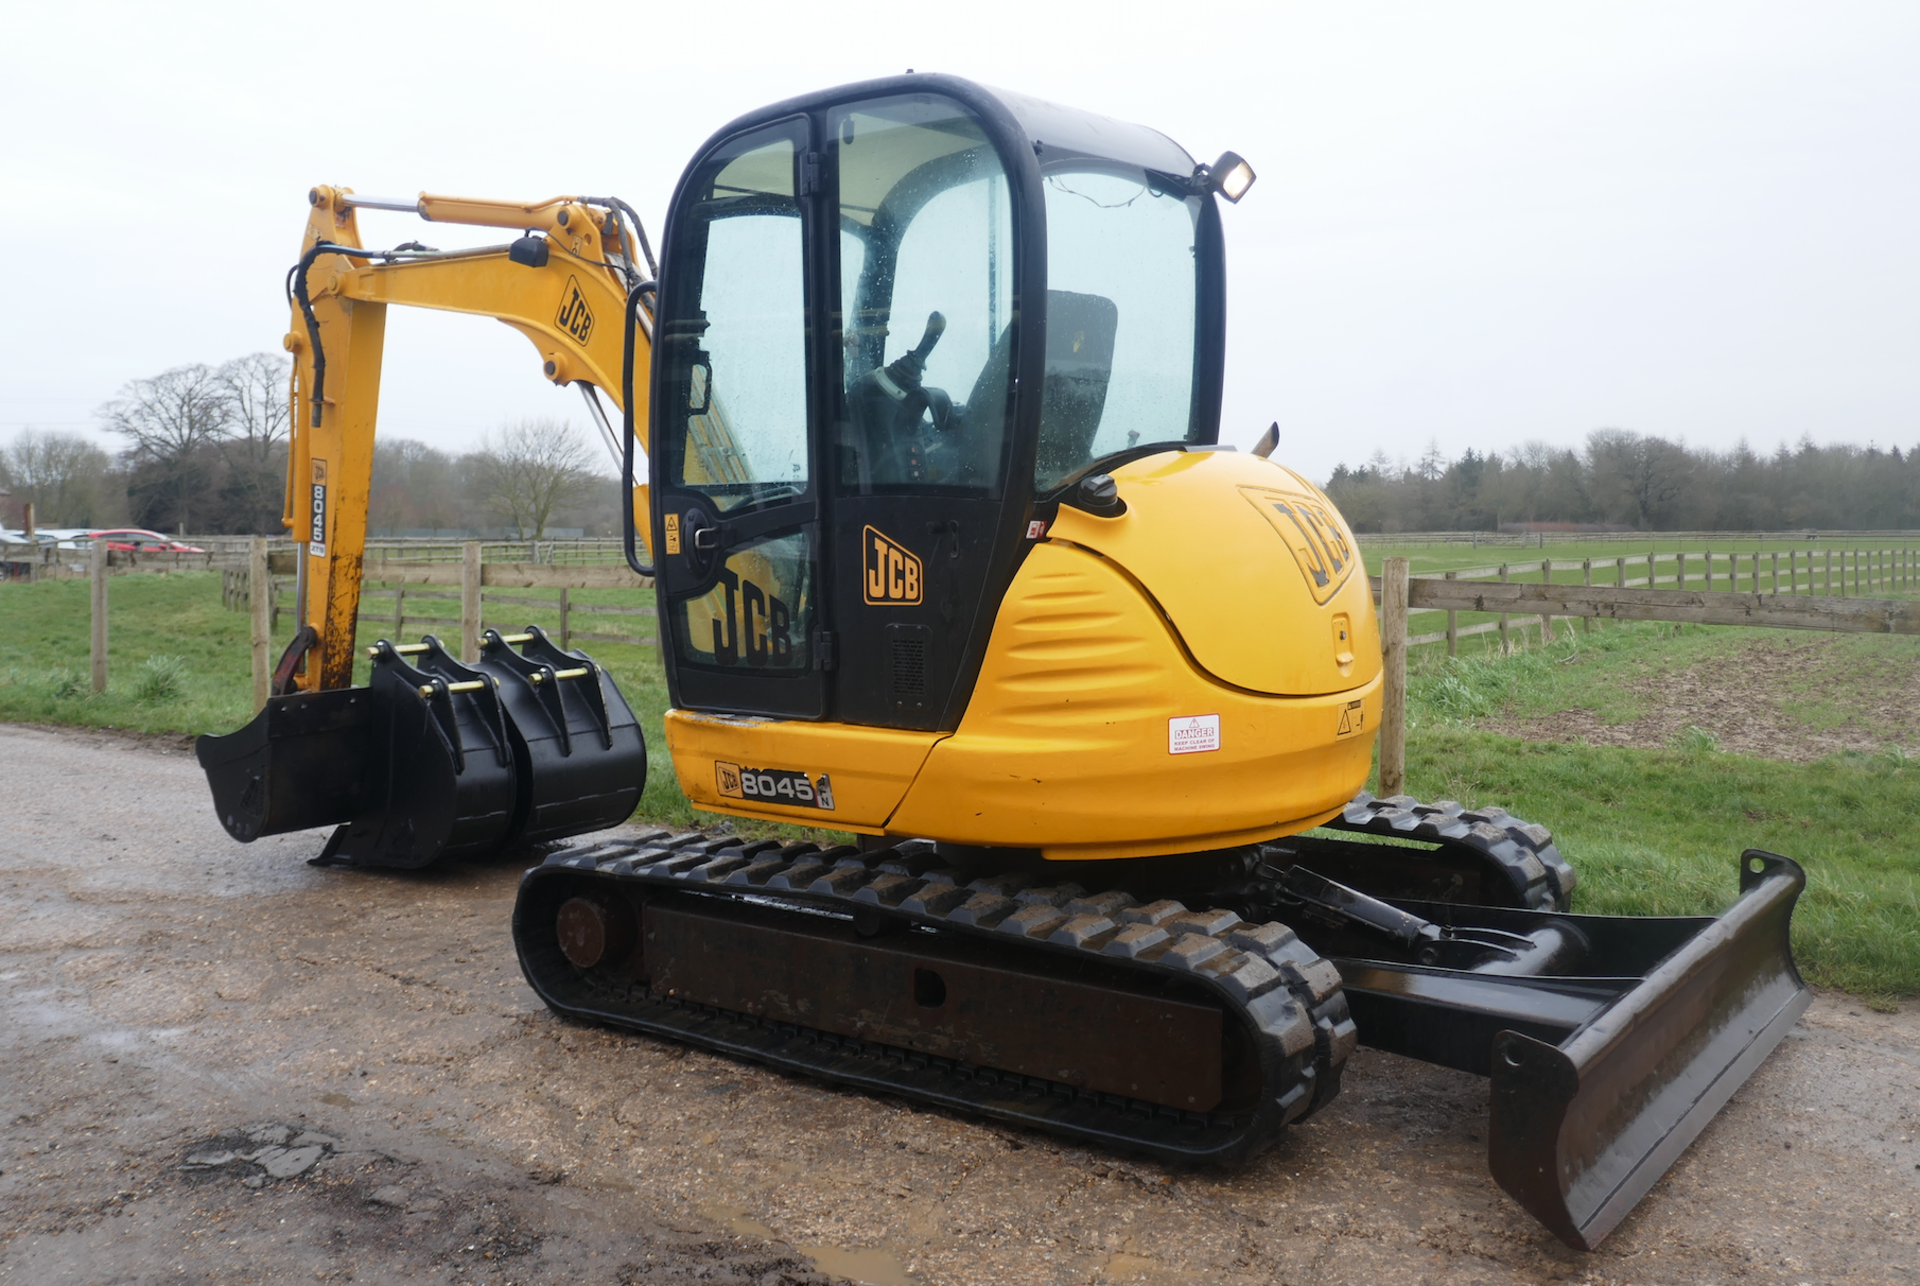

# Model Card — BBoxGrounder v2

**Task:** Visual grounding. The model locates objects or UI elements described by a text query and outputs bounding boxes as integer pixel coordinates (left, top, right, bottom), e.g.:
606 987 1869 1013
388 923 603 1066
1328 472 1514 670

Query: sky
2 0 1915 486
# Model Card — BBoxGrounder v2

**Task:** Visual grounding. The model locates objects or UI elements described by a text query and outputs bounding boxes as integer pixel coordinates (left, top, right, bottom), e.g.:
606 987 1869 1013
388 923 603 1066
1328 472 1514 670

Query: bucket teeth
197 628 645 869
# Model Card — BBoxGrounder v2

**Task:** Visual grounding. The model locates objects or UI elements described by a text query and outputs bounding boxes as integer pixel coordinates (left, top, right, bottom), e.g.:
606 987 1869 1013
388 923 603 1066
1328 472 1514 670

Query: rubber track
1322 791 1578 912
514 831 1357 1166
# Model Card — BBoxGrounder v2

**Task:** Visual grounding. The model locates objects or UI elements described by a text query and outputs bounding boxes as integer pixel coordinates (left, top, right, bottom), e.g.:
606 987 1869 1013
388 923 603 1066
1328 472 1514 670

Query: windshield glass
832 97 1014 496
1034 168 1202 491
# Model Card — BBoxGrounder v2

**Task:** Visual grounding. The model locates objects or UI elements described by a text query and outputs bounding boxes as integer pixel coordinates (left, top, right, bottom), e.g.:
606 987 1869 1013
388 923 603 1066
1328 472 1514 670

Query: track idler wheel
556 894 639 972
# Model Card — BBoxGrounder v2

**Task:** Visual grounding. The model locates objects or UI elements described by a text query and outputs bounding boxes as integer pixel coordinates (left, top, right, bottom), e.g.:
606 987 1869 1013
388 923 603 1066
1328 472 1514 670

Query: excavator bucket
196 629 645 869
1329 851 1808 1249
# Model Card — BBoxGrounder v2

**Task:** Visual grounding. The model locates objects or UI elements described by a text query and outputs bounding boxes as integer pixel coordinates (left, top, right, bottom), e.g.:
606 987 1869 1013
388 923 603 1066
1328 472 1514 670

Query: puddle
701 1203 777 1241
320 1093 357 1108
803 1244 916 1286
699 1203 917 1286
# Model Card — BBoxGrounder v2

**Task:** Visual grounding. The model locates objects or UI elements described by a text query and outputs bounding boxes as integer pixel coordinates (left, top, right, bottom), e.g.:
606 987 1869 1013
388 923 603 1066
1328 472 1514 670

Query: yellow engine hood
1043 450 1381 697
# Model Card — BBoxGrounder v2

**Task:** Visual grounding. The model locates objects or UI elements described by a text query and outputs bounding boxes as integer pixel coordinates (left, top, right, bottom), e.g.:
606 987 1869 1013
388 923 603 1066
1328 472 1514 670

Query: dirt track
2 721 1917 1286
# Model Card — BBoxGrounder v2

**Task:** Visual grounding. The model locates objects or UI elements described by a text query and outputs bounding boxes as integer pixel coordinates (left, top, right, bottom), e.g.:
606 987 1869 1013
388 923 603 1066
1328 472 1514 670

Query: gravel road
1 721 1915 1285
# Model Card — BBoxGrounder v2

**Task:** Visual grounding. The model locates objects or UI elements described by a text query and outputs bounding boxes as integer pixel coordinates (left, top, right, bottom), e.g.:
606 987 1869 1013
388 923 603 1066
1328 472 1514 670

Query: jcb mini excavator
196 74 1808 1250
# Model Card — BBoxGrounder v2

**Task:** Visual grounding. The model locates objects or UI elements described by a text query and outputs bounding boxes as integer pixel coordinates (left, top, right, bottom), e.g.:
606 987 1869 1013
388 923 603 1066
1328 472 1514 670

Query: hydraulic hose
621 279 659 579
288 245 334 428
288 240 448 428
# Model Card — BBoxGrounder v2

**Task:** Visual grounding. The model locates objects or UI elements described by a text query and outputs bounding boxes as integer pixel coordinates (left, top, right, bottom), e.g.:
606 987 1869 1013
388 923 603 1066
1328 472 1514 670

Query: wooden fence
213 545 659 703
1358 529 1920 548
1397 546 1918 652
1371 556 1920 796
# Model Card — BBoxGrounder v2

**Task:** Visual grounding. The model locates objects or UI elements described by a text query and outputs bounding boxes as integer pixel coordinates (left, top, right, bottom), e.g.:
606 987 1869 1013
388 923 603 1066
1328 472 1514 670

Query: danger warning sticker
1169 714 1221 755
1336 699 1366 737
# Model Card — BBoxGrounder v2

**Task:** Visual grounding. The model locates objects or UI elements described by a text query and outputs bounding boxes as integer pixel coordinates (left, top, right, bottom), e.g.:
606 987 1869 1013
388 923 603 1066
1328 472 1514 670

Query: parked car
84 529 206 554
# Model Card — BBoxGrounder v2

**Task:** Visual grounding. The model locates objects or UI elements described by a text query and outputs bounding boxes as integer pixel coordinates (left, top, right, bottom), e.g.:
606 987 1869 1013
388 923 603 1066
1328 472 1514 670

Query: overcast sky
3 1 1915 486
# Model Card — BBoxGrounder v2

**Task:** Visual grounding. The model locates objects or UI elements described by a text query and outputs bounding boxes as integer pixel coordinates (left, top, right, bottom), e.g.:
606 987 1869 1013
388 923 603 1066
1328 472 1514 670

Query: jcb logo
556 275 594 345
1243 486 1355 605
863 526 922 606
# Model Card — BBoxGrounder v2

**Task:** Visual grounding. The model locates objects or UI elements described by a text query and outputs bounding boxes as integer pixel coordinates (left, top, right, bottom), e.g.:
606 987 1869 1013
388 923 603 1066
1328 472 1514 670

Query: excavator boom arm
280 185 654 691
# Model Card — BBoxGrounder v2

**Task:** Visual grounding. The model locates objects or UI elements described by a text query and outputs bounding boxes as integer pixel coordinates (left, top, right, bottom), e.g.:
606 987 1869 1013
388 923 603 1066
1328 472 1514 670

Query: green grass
1394 726 1919 1002
0 572 833 844
5 572 1916 998
0 574 259 735
1399 624 1920 1001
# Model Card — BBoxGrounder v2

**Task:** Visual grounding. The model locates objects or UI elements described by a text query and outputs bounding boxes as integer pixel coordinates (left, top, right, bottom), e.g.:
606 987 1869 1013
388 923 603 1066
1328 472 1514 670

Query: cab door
653 119 826 719
825 96 1019 731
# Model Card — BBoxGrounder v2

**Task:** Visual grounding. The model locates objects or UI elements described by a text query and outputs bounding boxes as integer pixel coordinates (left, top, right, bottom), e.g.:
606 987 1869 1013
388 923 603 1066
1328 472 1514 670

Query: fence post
90 539 108 694
1539 558 1553 646
1677 551 1686 593
1498 564 1509 652
249 537 270 711
1443 571 1457 657
1380 557 1410 797
1771 552 1779 595
1704 549 1712 592
461 541 482 663
560 586 572 651
1581 559 1592 633
1647 551 1656 590
270 576 281 631
393 580 406 640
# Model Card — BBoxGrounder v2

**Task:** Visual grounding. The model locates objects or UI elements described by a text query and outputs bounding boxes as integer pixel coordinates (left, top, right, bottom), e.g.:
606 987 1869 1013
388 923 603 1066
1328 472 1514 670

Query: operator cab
650 74 1237 730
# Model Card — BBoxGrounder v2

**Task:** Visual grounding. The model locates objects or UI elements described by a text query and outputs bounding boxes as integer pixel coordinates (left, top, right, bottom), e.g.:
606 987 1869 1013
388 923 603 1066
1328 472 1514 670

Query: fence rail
1357 529 1920 548
333 578 658 652
1369 556 1919 794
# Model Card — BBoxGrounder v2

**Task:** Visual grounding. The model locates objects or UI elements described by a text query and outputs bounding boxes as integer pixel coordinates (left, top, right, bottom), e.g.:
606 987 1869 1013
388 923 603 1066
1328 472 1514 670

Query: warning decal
1169 714 1221 755
1336 699 1366 737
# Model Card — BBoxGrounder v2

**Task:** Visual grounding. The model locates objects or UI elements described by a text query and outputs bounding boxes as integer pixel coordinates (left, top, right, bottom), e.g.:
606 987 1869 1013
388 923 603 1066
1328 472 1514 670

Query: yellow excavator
196 74 1808 1251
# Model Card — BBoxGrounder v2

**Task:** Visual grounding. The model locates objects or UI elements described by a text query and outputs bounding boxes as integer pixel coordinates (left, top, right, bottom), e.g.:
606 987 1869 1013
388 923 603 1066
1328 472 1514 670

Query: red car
86 529 206 554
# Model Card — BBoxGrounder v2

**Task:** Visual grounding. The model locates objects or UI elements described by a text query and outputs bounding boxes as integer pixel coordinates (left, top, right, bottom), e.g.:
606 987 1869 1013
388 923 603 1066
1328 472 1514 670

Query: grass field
3 571 1915 999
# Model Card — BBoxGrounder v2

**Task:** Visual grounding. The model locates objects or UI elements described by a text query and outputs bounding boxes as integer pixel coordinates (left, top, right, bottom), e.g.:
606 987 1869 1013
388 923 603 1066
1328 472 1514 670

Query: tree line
11 362 1919 538
1324 429 1920 533
0 355 617 538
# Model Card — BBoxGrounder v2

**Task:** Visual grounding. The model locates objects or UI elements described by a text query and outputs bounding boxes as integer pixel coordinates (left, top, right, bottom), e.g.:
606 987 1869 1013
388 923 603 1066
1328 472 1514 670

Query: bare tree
0 429 114 526
98 363 233 533
220 353 291 452
470 419 599 539
216 352 293 532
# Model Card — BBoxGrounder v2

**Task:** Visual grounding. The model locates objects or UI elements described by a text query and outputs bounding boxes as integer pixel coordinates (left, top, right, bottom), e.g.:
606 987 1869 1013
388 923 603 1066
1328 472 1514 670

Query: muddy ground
1488 633 1920 761
2 722 1917 1286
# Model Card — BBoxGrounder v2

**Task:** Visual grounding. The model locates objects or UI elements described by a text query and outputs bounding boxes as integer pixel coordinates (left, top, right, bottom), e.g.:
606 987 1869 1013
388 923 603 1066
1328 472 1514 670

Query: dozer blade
1486 851 1808 1250
196 630 645 869
1325 850 1807 1250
